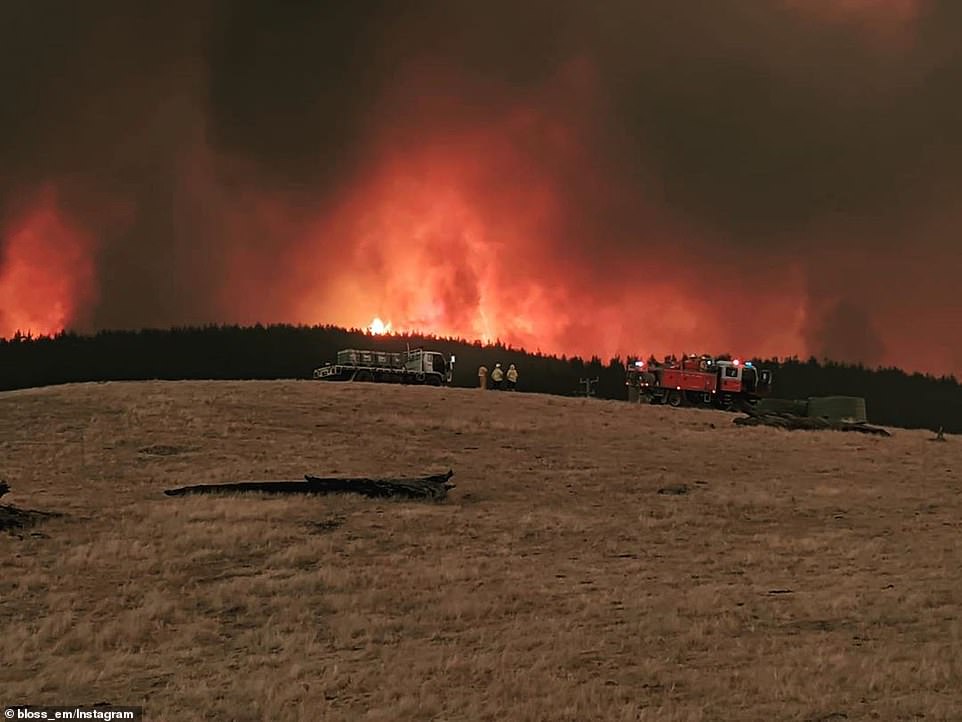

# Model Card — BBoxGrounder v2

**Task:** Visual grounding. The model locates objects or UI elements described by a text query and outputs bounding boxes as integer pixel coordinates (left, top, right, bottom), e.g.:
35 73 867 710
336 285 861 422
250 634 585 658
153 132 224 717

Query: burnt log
0 483 63 532
734 411 891 436
164 469 456 500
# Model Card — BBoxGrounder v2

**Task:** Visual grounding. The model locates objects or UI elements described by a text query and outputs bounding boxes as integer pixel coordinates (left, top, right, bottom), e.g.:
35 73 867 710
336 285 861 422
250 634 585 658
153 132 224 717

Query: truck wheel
667 390 682 407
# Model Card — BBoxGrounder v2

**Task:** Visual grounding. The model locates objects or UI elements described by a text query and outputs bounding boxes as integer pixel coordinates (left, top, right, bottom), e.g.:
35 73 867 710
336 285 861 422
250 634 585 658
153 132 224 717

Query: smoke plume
1 0 960 375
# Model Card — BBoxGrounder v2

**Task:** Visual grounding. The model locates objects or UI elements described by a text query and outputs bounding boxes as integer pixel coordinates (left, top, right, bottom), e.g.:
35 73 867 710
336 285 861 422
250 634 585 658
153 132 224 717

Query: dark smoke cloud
2 0 961 374
806 299 886 367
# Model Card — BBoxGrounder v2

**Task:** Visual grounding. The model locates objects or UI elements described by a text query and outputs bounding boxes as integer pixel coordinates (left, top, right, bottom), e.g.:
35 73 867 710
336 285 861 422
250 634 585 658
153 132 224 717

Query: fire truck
626 354 773 410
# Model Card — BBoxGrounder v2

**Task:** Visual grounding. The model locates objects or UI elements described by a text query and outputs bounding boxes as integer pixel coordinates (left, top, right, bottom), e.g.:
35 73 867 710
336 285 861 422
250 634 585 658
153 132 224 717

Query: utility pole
579 377 599 397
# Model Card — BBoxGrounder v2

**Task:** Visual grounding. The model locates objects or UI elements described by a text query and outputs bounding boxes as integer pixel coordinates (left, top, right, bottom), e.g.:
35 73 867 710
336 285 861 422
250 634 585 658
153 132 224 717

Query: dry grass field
1 380 961 721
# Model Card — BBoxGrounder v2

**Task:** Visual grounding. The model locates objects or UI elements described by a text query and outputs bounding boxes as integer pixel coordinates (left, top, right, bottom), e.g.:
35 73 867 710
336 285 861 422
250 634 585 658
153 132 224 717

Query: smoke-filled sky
2 0 960 374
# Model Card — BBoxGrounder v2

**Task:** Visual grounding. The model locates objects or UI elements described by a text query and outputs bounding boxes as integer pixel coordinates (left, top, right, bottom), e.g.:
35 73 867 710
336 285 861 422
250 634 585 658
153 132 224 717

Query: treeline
1 324 960 433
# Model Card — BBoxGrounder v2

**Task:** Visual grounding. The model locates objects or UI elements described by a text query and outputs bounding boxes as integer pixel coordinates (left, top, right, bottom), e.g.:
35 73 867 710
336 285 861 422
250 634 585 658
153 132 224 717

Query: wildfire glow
276 70 808 364
0 189 97 339
2 5 957 378
367 317 392 335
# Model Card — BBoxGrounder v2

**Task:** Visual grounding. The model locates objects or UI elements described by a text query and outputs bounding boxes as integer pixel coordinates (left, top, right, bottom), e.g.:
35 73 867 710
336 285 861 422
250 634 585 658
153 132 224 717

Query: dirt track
1 381 960 721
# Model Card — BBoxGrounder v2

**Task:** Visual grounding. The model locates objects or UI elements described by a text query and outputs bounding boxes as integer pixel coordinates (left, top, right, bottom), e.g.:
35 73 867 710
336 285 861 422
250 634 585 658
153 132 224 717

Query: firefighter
478 364 488 390
506 363 519 390
490 363 504 390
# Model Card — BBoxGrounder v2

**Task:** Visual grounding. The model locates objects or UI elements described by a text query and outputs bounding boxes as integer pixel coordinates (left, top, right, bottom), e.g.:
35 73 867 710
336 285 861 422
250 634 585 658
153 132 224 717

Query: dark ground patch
139 444 193 456
304 516 346 534
0 504 62 533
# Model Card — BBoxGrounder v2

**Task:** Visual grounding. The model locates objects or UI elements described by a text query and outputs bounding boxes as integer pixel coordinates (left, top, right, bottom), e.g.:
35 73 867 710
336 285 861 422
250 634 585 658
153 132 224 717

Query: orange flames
0 189 98 339
288 129 584 351
367 317 392 335
2 4 957 377
0 80 808 366
270 61 808 363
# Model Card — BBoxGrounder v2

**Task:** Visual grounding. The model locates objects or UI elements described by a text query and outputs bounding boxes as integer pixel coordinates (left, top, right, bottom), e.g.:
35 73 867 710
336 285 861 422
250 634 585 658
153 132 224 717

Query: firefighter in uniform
506 364 518 390
478 364 488 390
490 363 504 390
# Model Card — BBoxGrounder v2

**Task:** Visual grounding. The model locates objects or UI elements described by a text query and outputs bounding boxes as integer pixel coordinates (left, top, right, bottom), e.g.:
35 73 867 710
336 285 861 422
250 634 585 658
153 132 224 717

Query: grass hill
2 380 960 720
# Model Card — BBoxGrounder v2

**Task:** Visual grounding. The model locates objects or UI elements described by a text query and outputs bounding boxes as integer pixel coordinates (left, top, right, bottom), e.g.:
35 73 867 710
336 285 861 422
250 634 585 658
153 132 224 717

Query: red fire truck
626 354 773 410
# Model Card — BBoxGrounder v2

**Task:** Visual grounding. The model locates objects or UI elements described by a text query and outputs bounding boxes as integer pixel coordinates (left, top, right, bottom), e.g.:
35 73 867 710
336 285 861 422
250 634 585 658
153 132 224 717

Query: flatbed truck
313 348 455 386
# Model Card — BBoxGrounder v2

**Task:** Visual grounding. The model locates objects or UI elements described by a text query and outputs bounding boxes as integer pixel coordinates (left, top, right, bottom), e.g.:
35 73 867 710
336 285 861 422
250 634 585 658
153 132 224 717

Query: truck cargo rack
313 363 423 381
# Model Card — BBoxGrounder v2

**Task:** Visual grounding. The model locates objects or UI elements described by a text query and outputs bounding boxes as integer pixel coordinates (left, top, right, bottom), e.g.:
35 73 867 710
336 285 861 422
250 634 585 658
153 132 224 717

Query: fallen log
164 469 456 500
734 411 891 436
0 483 63 532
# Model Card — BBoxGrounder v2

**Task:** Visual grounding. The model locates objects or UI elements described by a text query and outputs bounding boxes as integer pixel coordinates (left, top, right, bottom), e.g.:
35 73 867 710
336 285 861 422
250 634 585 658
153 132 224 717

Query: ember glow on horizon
1 1 960 376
